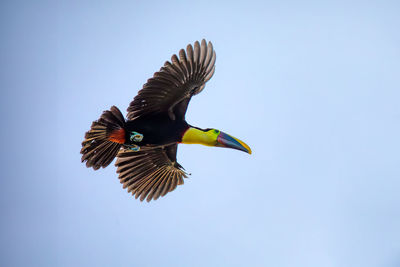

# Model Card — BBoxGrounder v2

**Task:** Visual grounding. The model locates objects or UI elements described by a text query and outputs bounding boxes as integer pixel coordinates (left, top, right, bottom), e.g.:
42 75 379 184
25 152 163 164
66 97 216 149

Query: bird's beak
216 131 252 154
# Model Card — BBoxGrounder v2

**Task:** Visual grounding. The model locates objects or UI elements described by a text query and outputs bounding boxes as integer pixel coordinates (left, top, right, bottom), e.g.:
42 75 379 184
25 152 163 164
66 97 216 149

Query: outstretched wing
115 145 188 202
127 39 216 121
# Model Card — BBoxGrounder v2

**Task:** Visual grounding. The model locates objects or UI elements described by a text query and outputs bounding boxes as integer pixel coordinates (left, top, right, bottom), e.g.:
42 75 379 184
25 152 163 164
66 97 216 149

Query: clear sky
1 0 399 266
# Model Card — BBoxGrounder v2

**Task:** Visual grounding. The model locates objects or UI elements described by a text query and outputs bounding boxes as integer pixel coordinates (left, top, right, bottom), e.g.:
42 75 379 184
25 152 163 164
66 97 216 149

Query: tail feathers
81 106 126 170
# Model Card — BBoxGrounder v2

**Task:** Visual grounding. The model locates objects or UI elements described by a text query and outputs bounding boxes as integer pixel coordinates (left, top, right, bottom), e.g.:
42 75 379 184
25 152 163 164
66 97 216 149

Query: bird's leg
130 131 143 143
125 144 140 152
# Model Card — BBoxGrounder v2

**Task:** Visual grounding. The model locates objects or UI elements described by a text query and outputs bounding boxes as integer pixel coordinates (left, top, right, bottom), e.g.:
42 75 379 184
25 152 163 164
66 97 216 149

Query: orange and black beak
216 131 252 154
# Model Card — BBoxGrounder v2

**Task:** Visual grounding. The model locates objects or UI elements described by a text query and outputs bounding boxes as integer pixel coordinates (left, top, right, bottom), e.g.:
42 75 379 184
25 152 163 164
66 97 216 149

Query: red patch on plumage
108 128 125 144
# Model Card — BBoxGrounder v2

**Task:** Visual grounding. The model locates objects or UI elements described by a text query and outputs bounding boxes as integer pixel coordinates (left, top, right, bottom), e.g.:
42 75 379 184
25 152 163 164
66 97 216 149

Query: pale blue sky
1 0 400 266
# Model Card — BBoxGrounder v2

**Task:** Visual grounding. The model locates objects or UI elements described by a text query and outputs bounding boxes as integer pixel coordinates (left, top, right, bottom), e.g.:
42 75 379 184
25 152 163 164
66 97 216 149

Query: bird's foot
125 144 140 152
130 131 143 142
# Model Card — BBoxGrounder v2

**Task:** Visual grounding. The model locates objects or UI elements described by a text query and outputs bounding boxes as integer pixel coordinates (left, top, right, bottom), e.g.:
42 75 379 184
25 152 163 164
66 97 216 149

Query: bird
81 39 251 202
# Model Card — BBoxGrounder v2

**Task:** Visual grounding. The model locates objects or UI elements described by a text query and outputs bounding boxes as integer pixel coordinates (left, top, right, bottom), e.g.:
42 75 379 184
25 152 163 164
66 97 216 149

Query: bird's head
181 127 252 154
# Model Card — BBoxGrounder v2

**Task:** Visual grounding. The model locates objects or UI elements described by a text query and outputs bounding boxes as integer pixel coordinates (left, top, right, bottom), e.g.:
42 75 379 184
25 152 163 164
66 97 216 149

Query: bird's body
125 114 188 147
81 40 251 202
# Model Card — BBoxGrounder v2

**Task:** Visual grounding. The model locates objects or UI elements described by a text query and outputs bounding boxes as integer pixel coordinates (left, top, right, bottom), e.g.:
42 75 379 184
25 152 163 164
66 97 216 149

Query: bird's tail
81 106 126 170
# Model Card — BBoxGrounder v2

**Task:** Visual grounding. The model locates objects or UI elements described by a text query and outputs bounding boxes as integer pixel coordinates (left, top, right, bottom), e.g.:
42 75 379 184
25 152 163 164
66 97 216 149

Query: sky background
1 0 400 266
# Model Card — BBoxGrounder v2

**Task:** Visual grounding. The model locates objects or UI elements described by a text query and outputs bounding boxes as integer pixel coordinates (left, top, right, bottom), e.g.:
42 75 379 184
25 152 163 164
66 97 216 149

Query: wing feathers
115 145 187 202
127 39 216 120
186 44 194 76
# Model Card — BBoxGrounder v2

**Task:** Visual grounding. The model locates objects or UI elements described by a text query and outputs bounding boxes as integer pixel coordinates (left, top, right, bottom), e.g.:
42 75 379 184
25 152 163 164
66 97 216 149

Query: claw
130 131 143 142
126 144 140 152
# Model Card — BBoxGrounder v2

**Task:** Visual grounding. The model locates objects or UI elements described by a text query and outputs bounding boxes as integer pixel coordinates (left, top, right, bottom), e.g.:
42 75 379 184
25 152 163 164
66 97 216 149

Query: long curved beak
216 131 252 154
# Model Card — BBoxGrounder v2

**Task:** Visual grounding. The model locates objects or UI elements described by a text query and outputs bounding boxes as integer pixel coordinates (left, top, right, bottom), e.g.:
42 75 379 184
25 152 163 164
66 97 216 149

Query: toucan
81 40 251 202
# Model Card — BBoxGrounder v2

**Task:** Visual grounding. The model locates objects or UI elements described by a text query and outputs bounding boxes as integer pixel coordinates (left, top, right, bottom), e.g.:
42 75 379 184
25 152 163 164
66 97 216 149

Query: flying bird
81 40 251 202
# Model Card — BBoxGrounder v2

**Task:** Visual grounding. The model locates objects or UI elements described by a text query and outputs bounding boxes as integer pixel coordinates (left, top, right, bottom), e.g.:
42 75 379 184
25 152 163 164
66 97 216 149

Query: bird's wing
127 39 216 121
115 144 188 202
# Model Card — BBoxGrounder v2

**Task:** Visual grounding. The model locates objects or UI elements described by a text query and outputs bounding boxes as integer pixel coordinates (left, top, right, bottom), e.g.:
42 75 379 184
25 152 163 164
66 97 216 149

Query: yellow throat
181 127 218 146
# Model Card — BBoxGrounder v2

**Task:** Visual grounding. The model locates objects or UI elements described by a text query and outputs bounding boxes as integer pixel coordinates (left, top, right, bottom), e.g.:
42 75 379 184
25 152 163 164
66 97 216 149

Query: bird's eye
214 129 219 134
